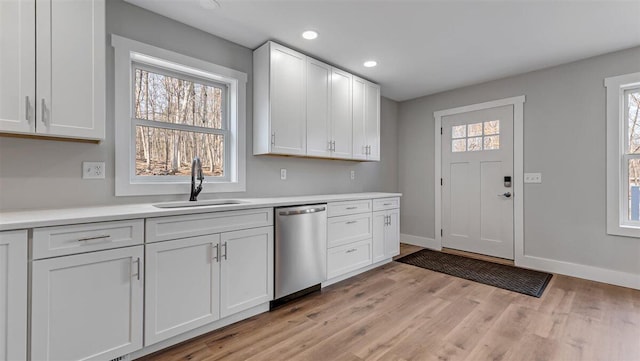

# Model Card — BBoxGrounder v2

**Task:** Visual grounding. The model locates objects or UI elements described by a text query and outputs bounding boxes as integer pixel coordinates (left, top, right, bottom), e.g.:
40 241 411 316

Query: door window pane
467 137 482 151
135 125 224 177
452 125 466 138
468 123 483 137
452 139 466 152
484 120 500 135
483 135 500 150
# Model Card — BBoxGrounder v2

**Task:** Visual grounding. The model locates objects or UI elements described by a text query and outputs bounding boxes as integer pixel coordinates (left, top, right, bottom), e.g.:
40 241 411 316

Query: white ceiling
124 0 640 102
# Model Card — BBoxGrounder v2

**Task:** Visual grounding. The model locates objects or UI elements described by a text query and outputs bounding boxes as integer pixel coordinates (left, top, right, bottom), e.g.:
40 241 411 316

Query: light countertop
0 192 401 231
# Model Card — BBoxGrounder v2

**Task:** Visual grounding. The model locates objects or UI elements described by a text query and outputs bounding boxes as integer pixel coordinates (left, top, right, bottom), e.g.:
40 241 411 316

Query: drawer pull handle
77 234 110 242
346 221 358 225
383 203 393 206
346 248 357 253
346 207 358 210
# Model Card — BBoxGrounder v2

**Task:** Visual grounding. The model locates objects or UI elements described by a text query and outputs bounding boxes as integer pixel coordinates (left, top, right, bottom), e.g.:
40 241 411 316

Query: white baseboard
517 255 640 290
400 233 441 250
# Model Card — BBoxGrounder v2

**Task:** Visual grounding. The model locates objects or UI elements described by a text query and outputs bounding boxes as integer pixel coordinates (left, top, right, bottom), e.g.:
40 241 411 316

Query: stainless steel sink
153 199 249 208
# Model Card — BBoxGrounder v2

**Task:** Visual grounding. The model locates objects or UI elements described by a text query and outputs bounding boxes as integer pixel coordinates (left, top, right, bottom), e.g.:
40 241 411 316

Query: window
605 72 640 237
451 120 500 152
112 35 247 196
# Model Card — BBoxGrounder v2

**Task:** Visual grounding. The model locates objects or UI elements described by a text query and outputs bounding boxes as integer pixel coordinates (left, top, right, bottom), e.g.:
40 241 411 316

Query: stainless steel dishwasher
273 204 327 305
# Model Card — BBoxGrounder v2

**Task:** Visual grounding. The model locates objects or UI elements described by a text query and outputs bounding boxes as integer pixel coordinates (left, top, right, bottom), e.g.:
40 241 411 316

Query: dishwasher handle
278 206 326 216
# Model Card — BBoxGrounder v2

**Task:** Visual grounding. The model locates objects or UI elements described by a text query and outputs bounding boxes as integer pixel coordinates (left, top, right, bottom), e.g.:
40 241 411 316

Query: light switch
524 173 542 184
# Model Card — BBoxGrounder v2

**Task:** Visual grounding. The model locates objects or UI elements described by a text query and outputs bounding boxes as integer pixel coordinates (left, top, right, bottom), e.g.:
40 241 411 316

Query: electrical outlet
350 170 355 180
280 168 287 180
83 161 105 179
524 173 542 184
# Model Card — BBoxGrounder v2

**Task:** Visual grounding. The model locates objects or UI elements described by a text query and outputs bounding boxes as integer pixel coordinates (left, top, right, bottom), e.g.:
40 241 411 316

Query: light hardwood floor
139 244 640 361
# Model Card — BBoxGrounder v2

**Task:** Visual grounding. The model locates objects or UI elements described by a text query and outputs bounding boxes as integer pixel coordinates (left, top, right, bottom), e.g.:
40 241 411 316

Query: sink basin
153 199 249 208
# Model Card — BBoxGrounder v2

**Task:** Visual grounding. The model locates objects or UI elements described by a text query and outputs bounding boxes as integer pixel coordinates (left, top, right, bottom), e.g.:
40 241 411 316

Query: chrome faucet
189 157 204 201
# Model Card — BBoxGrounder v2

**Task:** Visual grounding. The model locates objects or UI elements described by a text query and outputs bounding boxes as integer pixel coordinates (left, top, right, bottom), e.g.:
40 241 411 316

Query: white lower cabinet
144 224 274 345
220 227 274 318
144 235 221 346
31 246 144 361
373 209 400 260
0 230 27 361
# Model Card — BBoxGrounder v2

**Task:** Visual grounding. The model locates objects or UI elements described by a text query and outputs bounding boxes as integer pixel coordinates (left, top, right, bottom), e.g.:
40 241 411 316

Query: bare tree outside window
626 89 640 219
133 68 225 177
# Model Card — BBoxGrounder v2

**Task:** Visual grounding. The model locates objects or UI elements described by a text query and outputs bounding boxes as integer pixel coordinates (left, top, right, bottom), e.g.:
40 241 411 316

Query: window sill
115 180 246 197
607 223 640 238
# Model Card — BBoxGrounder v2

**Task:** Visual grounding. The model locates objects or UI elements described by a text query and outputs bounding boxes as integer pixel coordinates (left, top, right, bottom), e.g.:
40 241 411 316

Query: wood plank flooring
139 244 640 361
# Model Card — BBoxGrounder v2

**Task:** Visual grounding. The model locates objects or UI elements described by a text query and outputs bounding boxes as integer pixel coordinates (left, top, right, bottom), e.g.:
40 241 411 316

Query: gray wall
398 46 640 275
0 0 398 211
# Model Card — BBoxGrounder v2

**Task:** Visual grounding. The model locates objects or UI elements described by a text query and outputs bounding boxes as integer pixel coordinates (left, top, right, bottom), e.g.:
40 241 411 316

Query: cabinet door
371 211 386 264
352 77 367 160
270 43 306 155
0 0 35 134
220 226 273 318
31 246 143 361
306 58 331 157
35 0 105 140
0 230 27 361
384 210 400 258
145 235 221 346
365 82 380 161
330 68 353 159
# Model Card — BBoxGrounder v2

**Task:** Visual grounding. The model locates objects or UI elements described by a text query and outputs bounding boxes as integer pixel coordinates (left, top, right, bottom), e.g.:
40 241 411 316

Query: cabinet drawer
328 213 372 248
372 197 400 211
327 200 372 217
146 208 273 243
327 239 372 279
33 219 143 259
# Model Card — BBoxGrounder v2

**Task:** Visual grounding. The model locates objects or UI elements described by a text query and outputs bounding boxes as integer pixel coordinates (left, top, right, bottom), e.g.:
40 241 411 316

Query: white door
220 226 273 318
441 105 514 259
269 43 306 155
352 77 367 160
306 58 331 157
0 0 35 134
0 230 27 361
371 211 386 263
31 246 143 361
364 82 380 161
144 235 221 346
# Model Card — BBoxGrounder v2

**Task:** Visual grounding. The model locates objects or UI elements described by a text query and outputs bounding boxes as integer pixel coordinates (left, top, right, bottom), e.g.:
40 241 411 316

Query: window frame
605 72 640 237
112 35 247 196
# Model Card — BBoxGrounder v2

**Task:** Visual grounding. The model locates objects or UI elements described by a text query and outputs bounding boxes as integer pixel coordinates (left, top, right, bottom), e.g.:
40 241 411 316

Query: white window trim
111 34 247 196
605 72 640 237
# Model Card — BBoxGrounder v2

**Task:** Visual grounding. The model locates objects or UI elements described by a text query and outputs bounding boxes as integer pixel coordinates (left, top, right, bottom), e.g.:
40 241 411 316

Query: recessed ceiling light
302 30 318 40
364 60 377 68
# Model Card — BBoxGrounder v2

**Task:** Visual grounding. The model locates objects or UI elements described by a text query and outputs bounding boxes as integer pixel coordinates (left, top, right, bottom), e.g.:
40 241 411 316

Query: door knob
498 192 512 198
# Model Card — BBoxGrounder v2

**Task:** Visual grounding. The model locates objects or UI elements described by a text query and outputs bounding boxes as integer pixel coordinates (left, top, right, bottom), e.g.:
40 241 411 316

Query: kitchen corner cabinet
253 42 307 155
0 0 105 140
31 246 144 361
253 41 379 161
353 77 381 161
0 230 27 361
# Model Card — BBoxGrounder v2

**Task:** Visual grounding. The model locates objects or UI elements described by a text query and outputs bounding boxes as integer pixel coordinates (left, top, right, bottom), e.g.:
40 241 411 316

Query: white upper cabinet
254 42 307 155
306 58 332 158
353 76 380 161
253 41 380 161
0 0 36 134
330 68 353 159
0 0 105 140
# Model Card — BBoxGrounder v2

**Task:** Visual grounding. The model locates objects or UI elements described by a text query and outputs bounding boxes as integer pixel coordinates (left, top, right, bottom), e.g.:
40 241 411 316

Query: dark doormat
395 249 552 297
